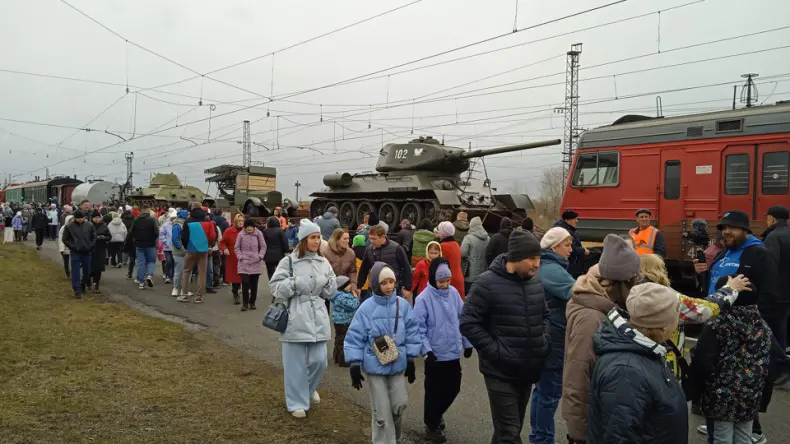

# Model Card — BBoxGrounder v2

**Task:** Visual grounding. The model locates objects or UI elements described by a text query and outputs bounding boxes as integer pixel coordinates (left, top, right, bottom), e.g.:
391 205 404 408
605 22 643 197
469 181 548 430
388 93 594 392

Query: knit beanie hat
297 218 321 241
437 221 455 239
507 230 541 262
336 275 351 292
626 283 680 329
599 234 641 281
352 234 366 247
378 265 396 284
435 263 452 281
540 227 571 250
469 216 482 230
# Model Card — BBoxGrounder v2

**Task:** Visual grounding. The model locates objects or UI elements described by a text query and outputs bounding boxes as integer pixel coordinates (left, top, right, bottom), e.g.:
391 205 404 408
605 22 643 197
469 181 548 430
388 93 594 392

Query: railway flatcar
560 102 790 283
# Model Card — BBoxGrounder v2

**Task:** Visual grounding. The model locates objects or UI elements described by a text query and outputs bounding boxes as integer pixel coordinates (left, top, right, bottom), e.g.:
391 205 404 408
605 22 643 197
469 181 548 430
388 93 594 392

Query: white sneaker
176 295 189 303
752 434 767 444
697 425 707 435
311 391 321 404
145 275 154 288
134 279 139 284
291 409 306 418
171 288 178 297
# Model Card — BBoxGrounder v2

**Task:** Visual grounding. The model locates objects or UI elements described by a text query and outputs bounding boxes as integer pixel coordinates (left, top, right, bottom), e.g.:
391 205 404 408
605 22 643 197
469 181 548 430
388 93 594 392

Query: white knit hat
297 219 321 241
378 266 396 283
540 227 572 250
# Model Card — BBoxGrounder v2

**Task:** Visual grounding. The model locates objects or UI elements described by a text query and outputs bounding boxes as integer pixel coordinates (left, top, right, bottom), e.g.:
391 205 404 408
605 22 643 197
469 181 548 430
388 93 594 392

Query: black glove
350 364 364 390
424 351 437 363
405 360 416 384
464 348 474 359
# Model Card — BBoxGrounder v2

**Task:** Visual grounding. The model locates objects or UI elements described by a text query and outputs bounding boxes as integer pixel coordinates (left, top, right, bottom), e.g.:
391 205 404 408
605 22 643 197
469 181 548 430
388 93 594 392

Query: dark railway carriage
561 103 790 284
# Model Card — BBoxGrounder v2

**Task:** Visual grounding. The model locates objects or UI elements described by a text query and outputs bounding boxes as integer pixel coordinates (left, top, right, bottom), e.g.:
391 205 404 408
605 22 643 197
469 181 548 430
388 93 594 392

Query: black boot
232 292 240 305
241 304 249 312
424 426 446 443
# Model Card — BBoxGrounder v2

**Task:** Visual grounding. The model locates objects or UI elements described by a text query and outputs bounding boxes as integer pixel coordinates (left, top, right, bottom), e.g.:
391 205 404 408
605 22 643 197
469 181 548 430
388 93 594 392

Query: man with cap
61 210 97 298
553 210 589 278
629 208 666 257
461 230 550 444
317 206 341 241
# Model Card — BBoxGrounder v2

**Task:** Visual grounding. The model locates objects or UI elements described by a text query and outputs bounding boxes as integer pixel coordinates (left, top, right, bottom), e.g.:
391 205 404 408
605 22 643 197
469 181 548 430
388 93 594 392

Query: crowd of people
3 199 790 444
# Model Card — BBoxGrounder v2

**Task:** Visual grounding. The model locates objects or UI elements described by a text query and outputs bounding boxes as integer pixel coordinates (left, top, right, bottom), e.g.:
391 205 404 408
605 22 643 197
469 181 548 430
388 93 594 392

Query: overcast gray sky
2 0 789 200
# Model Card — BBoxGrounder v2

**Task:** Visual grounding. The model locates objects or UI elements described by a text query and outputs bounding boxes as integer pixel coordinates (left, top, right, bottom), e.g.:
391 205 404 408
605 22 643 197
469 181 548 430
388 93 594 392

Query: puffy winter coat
331 290 360 325
129 213 159 248
414 258 472 361
561 265 616 441
158 219 173 251
269 251 337 343
62 219 96 254
453 219 469 244
357 239 412 291
439 237 465 299
588 310 688 444
31 210 49 230
344 262 421 375
460 254 550 383
234 228 266 275
316 211 341 240
58 215 74 254
485 218 512 266
219 225 242 284
108 217 127 243
411 229 436 266
91 222 111 274
262 217 289 263
461 224 489 282
538 249 575 369
321 242 358 289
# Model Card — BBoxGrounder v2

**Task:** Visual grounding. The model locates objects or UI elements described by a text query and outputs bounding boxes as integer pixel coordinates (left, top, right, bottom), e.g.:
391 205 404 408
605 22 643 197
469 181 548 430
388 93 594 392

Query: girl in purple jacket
234 218 267 311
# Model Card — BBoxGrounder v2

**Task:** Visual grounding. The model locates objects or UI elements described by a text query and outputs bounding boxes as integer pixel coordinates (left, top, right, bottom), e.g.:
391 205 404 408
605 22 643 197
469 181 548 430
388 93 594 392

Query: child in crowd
414 258 473 443
411 241 442 298
286 221 299 250
331 276 360 368
12 212 23 242
344 262 421 444
693 276 771 444
156 239 166 279
352 234 369 299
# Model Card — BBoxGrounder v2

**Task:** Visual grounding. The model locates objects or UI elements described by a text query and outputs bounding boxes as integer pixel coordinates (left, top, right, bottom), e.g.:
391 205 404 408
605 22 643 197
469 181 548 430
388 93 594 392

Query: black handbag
262 256 293 333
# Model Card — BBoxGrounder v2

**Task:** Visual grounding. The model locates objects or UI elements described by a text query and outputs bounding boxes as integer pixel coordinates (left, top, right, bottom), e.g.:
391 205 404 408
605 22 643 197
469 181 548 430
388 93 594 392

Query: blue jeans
528 366 564 444
173 254 185 290
136 247 157 282
164 251 174 279
70 252 91 293
206 257 213 289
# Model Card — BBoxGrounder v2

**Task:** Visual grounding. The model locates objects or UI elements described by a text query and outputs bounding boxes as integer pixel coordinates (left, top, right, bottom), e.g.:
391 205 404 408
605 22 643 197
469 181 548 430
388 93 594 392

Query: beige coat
320 243 358 288
561 265 616 441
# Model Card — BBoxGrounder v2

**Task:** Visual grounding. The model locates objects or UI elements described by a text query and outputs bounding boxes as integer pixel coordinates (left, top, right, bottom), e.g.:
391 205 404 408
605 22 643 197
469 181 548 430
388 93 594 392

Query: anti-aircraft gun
310 136 561 231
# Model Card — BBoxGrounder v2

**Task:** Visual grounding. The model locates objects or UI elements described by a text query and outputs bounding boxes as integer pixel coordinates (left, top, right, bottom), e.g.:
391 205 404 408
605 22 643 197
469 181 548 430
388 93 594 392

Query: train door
720 145 756 219
659 151 683 225
756 142 789 216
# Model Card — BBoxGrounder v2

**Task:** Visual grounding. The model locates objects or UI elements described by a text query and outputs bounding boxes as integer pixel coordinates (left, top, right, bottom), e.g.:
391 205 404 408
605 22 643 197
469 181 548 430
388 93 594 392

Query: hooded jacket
414 258 472 361
453 219 469 244
62 218 97 254
234 226 266 275
331 286 360 325
268 250 337 343
47 208 58 225
485 217 512 266
31 209 49 230
411 228 436 266
588 309 688 444
693 304 771 422
708 235 782 309
107 216 127 243
538 249 576 369
762 221 790 305
158 218 173 251
316 211 341 240
91 220 111 274
460 221 490 282
121 211 135 230
58 215 74 254
412 241 441 296
180 208 217 253
170 210 188 257
212 213 230 234
553 219 585 277
561 265 616 441
219 224 242 283
344 262 421 374
262 216 289 263
439 236 465 299
129 212 159 248
460 254 550 383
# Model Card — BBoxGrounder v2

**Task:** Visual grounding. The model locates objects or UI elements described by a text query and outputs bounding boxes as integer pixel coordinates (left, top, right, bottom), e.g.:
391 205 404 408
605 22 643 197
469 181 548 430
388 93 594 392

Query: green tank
126 173 204 208
310 136 561 230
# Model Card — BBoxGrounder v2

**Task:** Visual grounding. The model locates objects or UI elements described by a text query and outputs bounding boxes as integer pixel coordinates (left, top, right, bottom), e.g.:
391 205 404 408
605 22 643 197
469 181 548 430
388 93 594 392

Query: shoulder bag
262 256 293 333
372 298 400 365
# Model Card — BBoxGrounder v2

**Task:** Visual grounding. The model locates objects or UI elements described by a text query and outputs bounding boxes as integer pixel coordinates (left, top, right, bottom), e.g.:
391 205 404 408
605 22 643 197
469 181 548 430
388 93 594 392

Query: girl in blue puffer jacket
344 261 421 444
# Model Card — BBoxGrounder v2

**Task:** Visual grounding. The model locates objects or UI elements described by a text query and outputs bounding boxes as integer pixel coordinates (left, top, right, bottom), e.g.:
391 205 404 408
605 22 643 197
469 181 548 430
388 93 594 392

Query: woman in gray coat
269 219 337 418
460 216 489 294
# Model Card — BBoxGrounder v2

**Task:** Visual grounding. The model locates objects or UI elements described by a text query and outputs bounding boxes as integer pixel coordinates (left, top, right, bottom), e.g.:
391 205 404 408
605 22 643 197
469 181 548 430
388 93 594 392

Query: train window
664 160 681 200
571 151 619 187
725 154 750 195
762 152 789 195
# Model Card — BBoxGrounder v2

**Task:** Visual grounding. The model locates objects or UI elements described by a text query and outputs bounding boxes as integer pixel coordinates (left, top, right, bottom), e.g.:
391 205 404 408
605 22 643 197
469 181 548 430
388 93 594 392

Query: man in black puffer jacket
485 216 513 266
461 230 550 444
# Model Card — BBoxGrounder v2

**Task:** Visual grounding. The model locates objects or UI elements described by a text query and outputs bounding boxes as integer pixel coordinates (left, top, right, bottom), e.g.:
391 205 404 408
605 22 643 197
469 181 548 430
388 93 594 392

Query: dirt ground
0 244 370 444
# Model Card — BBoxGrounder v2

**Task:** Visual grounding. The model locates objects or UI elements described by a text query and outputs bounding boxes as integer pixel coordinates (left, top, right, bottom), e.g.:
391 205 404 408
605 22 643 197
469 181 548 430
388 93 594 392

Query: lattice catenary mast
561 43 583 188
242 120 251 167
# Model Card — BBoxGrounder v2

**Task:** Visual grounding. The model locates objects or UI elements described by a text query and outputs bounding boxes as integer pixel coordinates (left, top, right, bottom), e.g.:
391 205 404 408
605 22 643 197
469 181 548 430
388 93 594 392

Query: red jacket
440 238 466 300
219 226 243 284
412 258 431 296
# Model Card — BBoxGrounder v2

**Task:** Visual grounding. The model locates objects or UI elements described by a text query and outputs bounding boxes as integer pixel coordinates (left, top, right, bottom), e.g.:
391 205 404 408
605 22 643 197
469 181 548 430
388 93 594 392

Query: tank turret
310 136 561 231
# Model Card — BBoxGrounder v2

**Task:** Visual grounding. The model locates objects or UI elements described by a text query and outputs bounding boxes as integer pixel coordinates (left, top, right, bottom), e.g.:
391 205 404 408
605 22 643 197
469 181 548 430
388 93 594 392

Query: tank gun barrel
453 138 561 160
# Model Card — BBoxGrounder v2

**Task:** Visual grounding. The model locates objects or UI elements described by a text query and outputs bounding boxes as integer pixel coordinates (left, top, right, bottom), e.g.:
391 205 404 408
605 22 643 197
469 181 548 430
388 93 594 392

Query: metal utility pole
741 73 759 108
294 180 301 202
561 43 583 188
242 120 251 167
125 152 134 187
45 168 50 180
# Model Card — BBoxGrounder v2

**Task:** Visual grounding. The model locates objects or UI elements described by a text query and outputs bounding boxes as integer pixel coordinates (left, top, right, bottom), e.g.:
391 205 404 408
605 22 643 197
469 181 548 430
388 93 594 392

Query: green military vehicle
126 173 204 209
203 164 298 218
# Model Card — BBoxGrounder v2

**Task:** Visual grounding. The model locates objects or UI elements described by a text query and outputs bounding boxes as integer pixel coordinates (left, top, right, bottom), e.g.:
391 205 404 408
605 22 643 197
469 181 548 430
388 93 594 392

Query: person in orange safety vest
629 208 666 257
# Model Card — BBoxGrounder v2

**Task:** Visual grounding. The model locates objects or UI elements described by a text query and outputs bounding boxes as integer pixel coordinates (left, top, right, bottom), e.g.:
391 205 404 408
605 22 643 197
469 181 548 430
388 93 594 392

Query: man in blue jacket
177 207 216 304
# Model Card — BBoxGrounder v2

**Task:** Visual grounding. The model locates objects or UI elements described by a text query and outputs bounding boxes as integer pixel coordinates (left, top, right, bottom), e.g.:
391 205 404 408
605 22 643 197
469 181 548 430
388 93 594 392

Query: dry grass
0 244 370 444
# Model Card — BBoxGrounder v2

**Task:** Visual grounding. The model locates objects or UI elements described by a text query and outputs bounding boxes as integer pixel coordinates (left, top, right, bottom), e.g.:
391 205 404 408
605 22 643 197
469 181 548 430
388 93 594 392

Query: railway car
4 183 26 204
560 102 790 284
19 177 82 205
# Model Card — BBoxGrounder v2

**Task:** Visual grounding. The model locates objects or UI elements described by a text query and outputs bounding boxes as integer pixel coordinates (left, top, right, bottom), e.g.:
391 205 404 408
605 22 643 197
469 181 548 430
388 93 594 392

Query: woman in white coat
268 219 337 418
